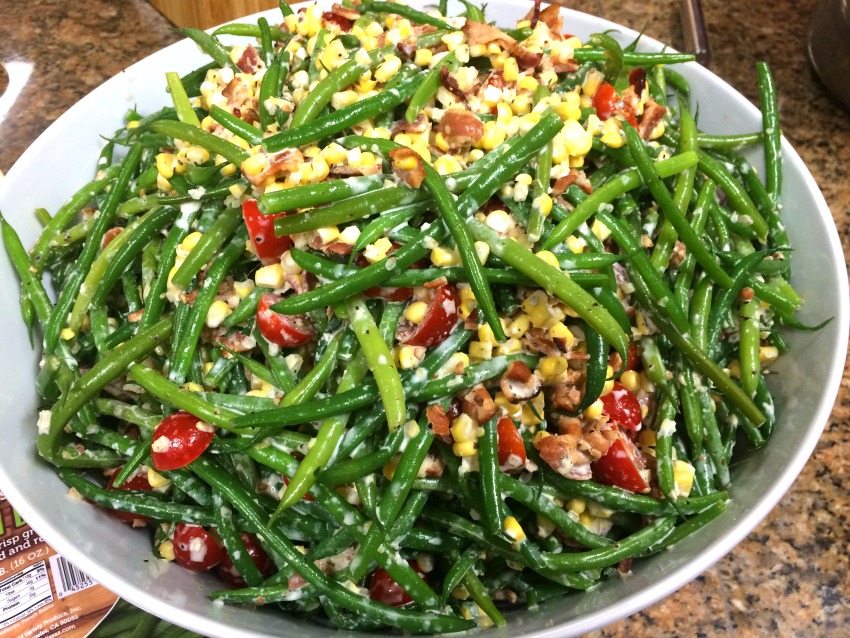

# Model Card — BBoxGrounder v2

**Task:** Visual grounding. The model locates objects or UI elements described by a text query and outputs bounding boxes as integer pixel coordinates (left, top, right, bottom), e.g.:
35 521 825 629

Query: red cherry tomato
368 563 427 607
322 11 353 31
218 533 274 587
593 429 650 493
496 417 526 467
106 469 153 526
150 411 215 471
172 523 225 572
600 382 643 430
242 199 293 262
256 293 316 347
400 285 460 348
592 83 638 127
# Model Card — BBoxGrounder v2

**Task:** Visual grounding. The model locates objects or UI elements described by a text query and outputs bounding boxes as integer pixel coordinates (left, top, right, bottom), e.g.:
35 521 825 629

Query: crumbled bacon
322 3 358 31
462 20 516 50
522 2 562 34
521 327 562 358
236 45 263 74
499 361 542 403
426 404 451 436
391 113 429 136
396 41 417 58
439 67 468 105
214 331 256 354
329 163 382 177
628 68 647 97
535 417 616 480
311 233 353 256
513 46 543 70
550 55 579 74
127 310 144 323
638 101 666 140
423 277 448 289
418 452 445 478
669 240 687 268
546 369 584 412
462 385 498 423
101 227 123 249
222 78 256 122
438 108 484 147
244 148 304 186
389 147 426 189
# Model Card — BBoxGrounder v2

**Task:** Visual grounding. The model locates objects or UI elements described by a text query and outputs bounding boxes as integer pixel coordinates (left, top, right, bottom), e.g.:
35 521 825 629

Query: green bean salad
2 0 810 631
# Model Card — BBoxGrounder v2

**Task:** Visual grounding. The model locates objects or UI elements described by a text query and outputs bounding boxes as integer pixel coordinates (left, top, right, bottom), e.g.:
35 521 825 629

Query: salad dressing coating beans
2 0 820 631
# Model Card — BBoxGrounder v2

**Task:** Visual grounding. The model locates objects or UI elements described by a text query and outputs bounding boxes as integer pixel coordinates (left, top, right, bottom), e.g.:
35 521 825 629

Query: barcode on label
48 555 94 599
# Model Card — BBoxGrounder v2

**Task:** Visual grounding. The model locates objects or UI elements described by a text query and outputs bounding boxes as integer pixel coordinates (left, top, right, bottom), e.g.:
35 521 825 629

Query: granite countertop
0 0 847 635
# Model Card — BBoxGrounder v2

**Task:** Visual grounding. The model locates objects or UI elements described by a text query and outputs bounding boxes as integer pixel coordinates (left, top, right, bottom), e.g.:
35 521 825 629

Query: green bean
274 349 368 513
441 548 479 602
213 490 264 586
165 71 201 127
288 45 393 129
477 416 504 535
150 120 249 166
178 28 235 70
42 318 171 461
351 202 431 254
1 213 55 324
463 569 506 627
194 457 474 632
128 364 238 430
405 51 458 123
30 167 120 274
468 217 630 363
169 206 242 290
61 469 215 525
211 22 287 41
359 1 454 29
697 151 768 240
527 139 553 244
209 105 264 145
168 233 246 384
118 179 243 216
589 32 624 81
738 296 761 398
259 52 285 131
279 0 294 17
44 144 143 353
270 71 422 151
542 151 699 250
260 174 386 214
220 285 269 327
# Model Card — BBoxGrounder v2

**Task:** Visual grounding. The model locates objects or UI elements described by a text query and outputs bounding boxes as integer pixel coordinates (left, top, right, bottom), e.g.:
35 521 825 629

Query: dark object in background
808 0 850 110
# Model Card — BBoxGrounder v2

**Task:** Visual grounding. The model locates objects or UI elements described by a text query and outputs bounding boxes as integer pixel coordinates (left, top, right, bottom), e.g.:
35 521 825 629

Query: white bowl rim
0 2 846 637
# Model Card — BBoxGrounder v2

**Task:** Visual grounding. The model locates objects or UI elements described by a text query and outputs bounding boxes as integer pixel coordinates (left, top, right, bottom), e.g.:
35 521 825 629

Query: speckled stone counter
0 0 847 635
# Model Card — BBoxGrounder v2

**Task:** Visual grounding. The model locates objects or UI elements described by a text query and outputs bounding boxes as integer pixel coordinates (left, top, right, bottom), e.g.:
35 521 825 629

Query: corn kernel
599 365 616 397
60 328 76 341
620 369 640 392
338 225 361 245
315 225 340 244
183 382 204 393
458 300 477 320
760 346 779 364
673 460 696 497
501 57 520 82
219 161 237 177
404 301 429 324
374 54 402 83
548 321 575 348
241 153 268 176
414 48 433 66
582 69 604 96
147 468 171 490
583 399 604 419
255 263 285 289
453 440 477 457
533 193 553 219
566 235 585 254
503 516 526 544
431 245 461 267
495 338 523 356
469 341 493 361
495 391 522 417
506 316 529 339
538 355 568 384
477 323 497 345
434 154 463 175
397 345 421 370
364 237 393 263
535 250 561 269
451 414 477 442
520 394 545 426
473 240 490 265
395 153 419 171
322 143 349 165
179 232 203 257
331 90 358 110
591 219 612 242
205 300 233 329
485 209 512 234
159 540 175 561
600 118 625 148
567 498 586 514
156 153 178 179
478 122 506 151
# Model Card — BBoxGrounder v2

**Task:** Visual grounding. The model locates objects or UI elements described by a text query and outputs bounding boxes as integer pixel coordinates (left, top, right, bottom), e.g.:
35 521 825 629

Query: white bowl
0 2 846 636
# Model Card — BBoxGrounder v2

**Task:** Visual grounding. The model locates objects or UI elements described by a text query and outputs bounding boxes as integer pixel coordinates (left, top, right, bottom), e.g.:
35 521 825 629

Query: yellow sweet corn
620 369 640 392
205 300 233 329
404 302 429 324
431 246 461 267
503 516 526 544
503 57 519 82
469 341 493 361
255 263 285 289
673 460 696 497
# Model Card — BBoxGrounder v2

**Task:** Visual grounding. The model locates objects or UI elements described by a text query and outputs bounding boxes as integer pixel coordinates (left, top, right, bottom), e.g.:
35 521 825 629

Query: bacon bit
288 573 308 590
462 20 517 49
389 147 426 189
669 240 687 268
439 66 468 105
552 173 577 196
550 56 579 74
396 41 417 58
244 148 304 186
391 113 429 136
521 327 562 357
222 79 259 124
512 46 543 71
438 108 484 147
535 417 616 480
638 101 666 140
427 404 451 436
323 3 358 30
236 45 263 74
546 369 584 412
739 287 755 301
618 557 634 574
101 227 122 249
179 289 199 306
424 276 448 289
419 452 446 478
127 310 144 323
462 384 498 423
565 350 590 361
215 331 256 354
464 309 479 330
413 24 438 36
499 361 542 403
524 2 562 34
528 0 542 30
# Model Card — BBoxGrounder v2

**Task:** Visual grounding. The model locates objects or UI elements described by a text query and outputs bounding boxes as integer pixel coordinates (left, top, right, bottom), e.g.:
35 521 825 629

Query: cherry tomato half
150 411 216 471
592 83 638 127
106 469 153 526
256 293 316 347
600 382 643 430
172 523 225 572
242 199 293 262
218 533 274 587
496 417 526 467
368 563 427 607
592 429 650 493
399 285 460 348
